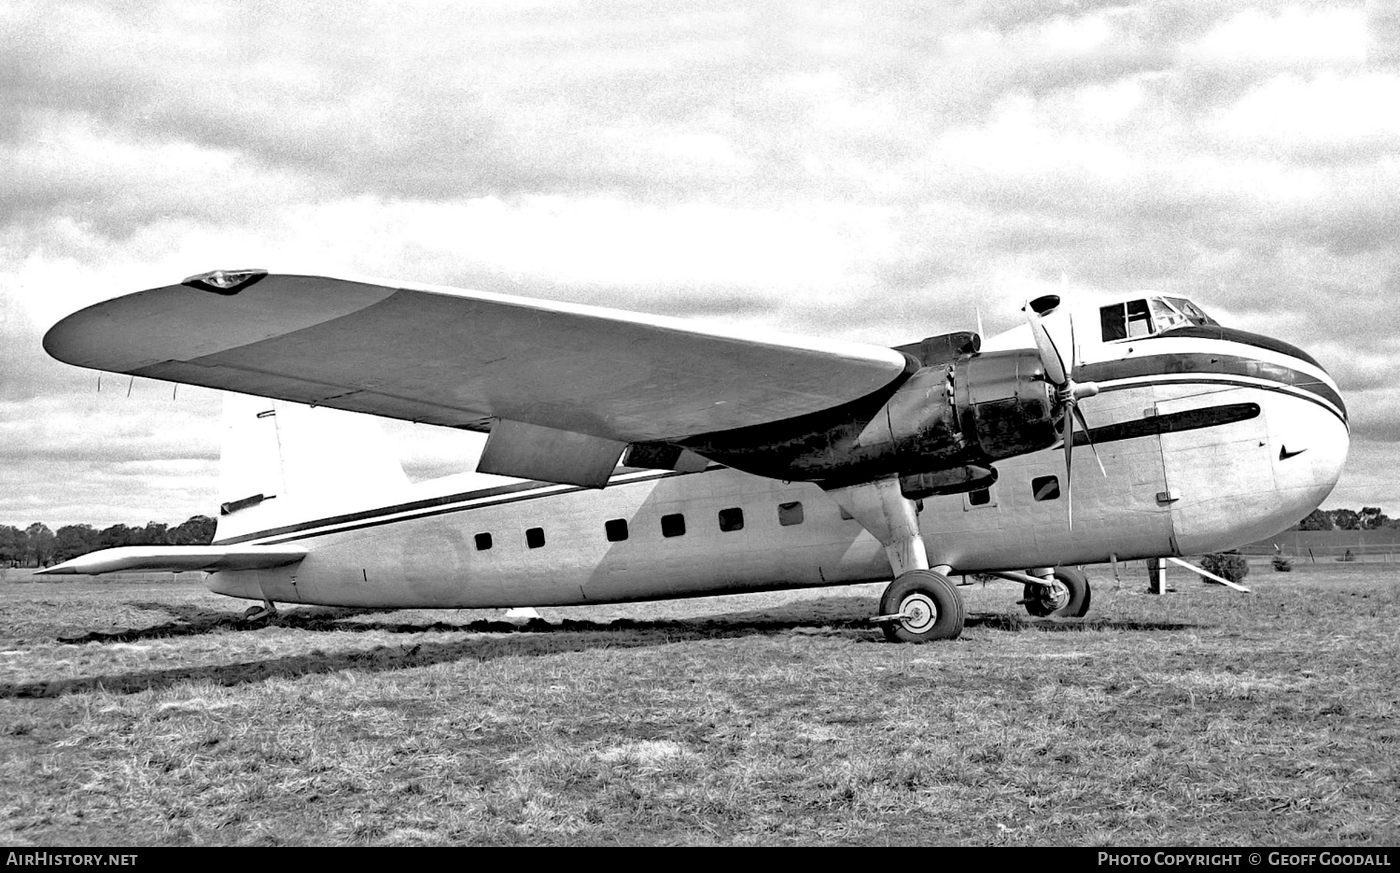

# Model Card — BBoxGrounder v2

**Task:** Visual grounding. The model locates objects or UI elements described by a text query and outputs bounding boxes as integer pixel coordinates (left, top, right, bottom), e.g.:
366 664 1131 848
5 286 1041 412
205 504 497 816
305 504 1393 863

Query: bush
1201 551 1250 584
1272 555 1293 572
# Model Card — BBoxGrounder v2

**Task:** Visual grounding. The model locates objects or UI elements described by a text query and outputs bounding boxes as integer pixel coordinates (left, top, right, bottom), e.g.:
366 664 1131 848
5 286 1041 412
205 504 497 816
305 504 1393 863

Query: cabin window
526 527 546 549
968 488 991 507
661 513 686 538
718 507 744 532
778 501 805 526
474 532 493 551
1032 476 1061 502
605 518 629 542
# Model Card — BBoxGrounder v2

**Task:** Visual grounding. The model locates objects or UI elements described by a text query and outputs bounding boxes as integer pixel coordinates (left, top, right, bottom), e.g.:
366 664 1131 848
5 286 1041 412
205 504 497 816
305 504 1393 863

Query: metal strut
823 476 929 576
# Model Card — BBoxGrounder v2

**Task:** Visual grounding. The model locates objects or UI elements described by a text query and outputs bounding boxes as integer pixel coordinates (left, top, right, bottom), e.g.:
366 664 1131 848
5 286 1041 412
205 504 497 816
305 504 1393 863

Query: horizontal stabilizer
36 546 308 576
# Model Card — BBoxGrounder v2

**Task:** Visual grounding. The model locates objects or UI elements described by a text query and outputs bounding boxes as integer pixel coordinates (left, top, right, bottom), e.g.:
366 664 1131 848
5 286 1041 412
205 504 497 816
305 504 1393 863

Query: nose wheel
877 570 965 642
1021 566 1091 618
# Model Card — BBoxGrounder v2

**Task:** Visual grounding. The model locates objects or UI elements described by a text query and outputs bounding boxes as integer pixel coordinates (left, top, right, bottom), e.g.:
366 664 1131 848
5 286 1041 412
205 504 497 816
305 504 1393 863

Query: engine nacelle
683 349 1061 484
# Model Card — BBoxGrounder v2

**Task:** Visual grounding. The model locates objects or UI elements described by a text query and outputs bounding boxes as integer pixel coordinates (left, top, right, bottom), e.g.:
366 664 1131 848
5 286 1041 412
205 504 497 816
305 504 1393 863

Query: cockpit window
1100 299 1154 341
1149 298 1190 332
1100 296 1218 342
1163 296 1218 326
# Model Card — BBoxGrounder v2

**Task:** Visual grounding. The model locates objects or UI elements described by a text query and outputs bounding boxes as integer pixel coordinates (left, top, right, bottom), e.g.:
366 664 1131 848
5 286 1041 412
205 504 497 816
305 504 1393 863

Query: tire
1022 566 1091 618
879 570 965 643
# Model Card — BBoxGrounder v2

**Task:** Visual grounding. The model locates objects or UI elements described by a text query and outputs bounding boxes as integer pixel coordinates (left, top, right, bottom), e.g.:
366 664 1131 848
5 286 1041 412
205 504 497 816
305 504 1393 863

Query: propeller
1024 294 1104 529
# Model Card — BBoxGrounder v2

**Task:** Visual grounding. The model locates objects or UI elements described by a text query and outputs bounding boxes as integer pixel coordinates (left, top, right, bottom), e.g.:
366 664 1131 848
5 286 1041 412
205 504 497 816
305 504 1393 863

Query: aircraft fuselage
205 325 1347 609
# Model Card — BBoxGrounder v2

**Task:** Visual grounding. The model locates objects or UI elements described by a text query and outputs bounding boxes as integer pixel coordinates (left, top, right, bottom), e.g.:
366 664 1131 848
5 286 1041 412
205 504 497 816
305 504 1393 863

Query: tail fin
215 394 409 541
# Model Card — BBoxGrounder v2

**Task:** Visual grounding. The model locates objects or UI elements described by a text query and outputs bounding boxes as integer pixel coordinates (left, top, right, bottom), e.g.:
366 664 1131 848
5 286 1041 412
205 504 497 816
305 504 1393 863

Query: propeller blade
1072 403 1107 477
1025 303 1069 387
1062 407 1075 531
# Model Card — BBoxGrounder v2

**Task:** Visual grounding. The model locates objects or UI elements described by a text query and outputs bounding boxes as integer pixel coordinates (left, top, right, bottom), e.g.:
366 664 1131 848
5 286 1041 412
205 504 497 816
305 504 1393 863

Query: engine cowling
853 349 1059 479
680 349 1062 486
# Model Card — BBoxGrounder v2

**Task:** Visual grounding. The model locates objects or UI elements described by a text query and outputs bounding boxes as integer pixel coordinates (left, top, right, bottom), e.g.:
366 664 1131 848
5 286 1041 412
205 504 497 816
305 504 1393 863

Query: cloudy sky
3 0 1397 529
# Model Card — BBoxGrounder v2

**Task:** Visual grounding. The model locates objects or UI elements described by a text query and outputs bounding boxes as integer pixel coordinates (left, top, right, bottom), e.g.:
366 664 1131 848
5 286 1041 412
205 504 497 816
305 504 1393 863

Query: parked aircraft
40 271 1348 641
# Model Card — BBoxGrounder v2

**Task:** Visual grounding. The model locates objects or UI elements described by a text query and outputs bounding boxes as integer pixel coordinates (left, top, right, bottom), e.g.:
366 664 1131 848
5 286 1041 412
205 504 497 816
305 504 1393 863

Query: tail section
215 394 410 541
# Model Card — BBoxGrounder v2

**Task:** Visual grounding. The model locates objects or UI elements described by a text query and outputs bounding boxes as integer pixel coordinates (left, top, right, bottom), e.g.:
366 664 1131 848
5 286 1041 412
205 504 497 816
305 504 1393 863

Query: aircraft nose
1271 344 1349 515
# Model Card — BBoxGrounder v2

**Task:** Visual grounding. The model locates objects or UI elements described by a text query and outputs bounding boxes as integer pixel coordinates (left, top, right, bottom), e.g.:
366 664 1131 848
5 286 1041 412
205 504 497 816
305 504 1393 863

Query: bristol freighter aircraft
40 271 1348 642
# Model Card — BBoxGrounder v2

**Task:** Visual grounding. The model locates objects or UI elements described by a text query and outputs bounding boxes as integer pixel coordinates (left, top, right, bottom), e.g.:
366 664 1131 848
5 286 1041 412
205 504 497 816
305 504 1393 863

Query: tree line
1294 507 1397 531
0 516 216 568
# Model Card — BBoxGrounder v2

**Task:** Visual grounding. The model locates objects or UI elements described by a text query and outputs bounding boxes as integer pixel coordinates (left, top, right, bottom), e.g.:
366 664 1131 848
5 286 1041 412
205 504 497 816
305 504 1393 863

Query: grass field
1 561 1397 846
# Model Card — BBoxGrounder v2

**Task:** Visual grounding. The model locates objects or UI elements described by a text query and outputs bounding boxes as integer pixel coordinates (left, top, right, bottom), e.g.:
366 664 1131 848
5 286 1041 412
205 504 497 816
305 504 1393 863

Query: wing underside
44 272 910 485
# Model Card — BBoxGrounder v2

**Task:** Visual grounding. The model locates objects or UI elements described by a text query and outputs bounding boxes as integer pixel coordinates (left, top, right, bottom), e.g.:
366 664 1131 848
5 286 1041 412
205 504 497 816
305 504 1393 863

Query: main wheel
879 570 965 643
1022 566 1091 618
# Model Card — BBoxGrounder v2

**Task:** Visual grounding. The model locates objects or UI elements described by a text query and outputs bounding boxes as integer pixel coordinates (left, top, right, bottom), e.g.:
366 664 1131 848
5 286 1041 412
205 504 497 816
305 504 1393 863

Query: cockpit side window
1100 303 1127 341
1125 299 1153 338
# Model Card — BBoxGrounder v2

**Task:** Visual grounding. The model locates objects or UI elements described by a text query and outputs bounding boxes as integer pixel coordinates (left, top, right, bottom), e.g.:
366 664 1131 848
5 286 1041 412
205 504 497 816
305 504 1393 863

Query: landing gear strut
877 570 965 643
1021 566 1091 618
823 477 967 642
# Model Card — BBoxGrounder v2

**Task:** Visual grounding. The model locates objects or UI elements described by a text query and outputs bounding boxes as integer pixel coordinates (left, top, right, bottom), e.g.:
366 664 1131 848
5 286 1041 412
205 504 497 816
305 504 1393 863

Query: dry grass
1 562 1397 846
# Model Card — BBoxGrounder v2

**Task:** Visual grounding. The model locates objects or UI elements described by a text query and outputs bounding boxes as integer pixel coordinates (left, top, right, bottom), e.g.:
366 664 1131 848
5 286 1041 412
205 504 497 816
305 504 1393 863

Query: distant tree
54 524 100 563
1358 507 1391 530
138 521 170 546
99 524 135 549
1296 509 1333 531
1330 508 1360 531
25 523 55 567
0 525 23 567
171 515 216 545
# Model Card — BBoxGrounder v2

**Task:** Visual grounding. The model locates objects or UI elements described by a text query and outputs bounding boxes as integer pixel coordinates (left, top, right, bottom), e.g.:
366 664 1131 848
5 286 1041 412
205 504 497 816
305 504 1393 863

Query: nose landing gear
1020 566 1091 618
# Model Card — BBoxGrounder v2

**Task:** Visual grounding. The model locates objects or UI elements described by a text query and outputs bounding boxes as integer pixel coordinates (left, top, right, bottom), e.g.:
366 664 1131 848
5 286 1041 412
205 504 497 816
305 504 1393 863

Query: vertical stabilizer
215 394 410 541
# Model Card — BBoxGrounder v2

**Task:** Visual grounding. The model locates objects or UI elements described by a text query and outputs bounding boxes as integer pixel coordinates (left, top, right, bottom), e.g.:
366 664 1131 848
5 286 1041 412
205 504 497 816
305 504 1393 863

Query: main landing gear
877 569 965 643
824 477 968 643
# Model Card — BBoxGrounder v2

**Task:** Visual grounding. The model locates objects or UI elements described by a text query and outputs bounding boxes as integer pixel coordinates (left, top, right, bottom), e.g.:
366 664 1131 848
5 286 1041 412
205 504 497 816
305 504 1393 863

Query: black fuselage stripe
1079 353 1345 421
1072 402 1259 448
215 468 703 546
1095 375 1346 426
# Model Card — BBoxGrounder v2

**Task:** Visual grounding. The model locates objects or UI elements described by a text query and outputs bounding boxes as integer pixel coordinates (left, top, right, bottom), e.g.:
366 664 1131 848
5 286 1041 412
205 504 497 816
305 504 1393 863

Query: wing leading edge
45 272 910 485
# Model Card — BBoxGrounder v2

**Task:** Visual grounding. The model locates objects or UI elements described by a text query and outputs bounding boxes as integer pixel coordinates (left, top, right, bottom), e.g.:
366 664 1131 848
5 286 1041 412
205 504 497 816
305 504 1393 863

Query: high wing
36 545 308 576
44 271 909 486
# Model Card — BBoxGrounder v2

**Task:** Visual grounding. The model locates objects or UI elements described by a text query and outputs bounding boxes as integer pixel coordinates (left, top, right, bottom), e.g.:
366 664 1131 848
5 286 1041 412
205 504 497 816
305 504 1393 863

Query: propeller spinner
1024 294 1104 529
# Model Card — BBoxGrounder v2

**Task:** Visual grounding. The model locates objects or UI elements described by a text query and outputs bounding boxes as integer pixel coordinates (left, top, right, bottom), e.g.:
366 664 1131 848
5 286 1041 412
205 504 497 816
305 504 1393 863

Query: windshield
1162 296 1218 326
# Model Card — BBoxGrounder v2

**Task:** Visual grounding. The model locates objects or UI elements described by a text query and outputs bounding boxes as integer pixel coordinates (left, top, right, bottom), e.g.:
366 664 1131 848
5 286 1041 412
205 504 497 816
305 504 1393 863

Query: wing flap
36 546 308 576
477 419 627 487
44 273 909 443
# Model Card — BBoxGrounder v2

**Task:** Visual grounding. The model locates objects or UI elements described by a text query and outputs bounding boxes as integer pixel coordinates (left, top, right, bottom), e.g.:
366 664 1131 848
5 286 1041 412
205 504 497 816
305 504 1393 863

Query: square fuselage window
526 527 546 548
661 513 686 538
968 488 991 506
1032 476 1061 502
605 518 629 542
474 532 492 551
777 501 804 526
718 507 744 532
